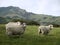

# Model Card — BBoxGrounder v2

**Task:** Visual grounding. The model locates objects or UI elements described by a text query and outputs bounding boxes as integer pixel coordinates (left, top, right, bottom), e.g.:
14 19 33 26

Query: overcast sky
0 0 60 16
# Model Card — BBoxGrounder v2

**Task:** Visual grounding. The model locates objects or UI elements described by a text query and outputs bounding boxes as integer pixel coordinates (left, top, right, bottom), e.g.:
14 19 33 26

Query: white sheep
38 25 53 35
5 22 26 36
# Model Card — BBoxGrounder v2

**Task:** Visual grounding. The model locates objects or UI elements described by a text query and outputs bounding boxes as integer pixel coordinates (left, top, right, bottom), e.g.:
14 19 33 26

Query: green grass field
0 24 60 45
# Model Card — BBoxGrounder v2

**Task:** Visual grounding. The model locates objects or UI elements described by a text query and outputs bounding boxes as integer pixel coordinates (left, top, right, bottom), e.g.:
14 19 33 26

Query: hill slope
0 6 60 26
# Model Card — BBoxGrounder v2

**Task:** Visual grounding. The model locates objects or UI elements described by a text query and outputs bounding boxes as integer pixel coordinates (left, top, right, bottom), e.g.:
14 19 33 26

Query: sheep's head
49 25 53 30
22 23 26 28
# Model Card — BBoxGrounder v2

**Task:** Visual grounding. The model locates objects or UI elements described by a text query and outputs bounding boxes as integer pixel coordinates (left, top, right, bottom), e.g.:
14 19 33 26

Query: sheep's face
23 23 26 28
49 25 53 30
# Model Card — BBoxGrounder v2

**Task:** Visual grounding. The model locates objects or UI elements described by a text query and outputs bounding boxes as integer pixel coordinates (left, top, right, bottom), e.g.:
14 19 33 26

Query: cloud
36 0 60 16
0 0 60 16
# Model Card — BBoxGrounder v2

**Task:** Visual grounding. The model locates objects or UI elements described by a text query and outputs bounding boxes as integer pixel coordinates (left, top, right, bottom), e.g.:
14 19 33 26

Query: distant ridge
0 6 60 26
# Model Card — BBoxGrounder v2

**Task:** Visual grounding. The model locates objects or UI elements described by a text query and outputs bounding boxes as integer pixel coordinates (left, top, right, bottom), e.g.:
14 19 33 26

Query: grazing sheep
5 22 26 36
38 25 53 35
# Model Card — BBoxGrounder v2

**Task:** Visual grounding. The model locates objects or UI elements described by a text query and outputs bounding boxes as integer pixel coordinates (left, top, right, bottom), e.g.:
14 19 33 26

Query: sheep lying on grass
5 22 26 36
38 25 53 35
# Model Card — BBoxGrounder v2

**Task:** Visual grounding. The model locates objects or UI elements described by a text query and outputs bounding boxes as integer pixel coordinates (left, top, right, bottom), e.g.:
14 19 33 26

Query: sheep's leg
41 30 44 35
38 28 40 35
6 28 12 36
6 31 12 36
38 28 42 36
39 29 42 33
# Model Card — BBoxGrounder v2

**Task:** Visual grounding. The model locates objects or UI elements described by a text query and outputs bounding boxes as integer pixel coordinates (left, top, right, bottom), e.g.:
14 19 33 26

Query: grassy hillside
0 24 60 45
0 6 60 26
